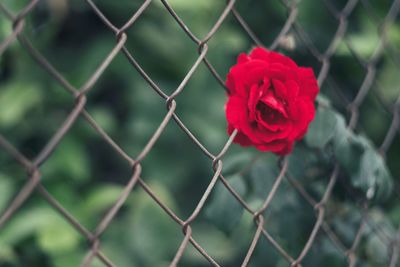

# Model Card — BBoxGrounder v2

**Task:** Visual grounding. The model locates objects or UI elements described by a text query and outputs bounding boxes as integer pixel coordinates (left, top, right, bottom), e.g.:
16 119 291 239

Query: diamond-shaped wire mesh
0 0 399 266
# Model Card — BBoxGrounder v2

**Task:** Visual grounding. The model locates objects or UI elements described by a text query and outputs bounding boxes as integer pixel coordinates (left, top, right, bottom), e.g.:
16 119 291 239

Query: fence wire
0 0 399 267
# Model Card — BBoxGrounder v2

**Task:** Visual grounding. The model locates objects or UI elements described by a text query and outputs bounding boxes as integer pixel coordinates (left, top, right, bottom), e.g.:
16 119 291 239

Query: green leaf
36 214 81 255
366 209 396 235
0 206 81 257
316 94 331 106
82 184 125 215
331 204 363 244
0 207 53 246
332 115 364 175
287 145 318 181
0 82 41 128
0 18 12 42
249 156 280 199
305 106 338 149
99 241 138 267
377 60 400 102
366 234 389 263
388 205 400 226
333 117 393 201
154 0 221 12
0 174 15 213
183 224 236 264
336 18 378 58
353 147 393 201
50 251 86 267
0 245 16 264
41 137 90 182
127 183 180 265
223 151 254 176
205 175 246 234
89 106 117 134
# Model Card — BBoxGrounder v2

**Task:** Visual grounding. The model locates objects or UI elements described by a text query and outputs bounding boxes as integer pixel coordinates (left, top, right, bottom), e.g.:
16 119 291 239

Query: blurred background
0 0 399 266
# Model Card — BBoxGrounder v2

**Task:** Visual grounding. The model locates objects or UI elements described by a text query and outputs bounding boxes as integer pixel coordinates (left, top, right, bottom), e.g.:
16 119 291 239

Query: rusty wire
0 0 400 267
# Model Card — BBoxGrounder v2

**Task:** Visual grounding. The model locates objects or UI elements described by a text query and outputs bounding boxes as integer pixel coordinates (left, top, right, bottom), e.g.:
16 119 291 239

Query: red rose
225 47 319 155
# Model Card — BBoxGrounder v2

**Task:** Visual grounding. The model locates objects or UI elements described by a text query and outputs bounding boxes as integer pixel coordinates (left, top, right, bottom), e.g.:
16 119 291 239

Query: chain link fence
0 0 399 266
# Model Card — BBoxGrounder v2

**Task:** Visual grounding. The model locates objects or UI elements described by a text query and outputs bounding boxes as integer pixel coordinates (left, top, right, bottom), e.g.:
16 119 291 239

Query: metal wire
0 0 399 266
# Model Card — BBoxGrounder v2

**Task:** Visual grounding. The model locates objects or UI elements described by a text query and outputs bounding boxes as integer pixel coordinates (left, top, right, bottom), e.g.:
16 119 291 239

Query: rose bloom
225 47 319 155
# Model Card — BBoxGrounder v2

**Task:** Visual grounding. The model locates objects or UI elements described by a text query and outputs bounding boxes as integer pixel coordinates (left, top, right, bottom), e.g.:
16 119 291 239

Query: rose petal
266 67 287 81
256 115 280 131
248 84 262 121
268 51 298 68
260 90 288 118
276 141 294 155
237 53 250 64
256 122 293 142
298 67 319 100
255 139 293 154
249 47 270 61
227 124 253 146
271 79 288 101
255 109 287 132
226 60 269 96
249 47 298 69
288 99 316 140
284 80 300 99
226 97 265 145
225 96 247 127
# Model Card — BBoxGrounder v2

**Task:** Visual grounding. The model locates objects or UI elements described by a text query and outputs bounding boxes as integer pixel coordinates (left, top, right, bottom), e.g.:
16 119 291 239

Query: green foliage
332 113 393 201
220 151 254 176
333 114 364 174
0 207 53 248
0 1 399 267
302 101 394 203
205 175 246 233
0 175 15 213
41 136 91 182
366 234 388 264
353 146 392 201
0 82 41 129
36 213 81 255
305 105 338 149
83 184 121 208
248 155 280 199
126 183 180 265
